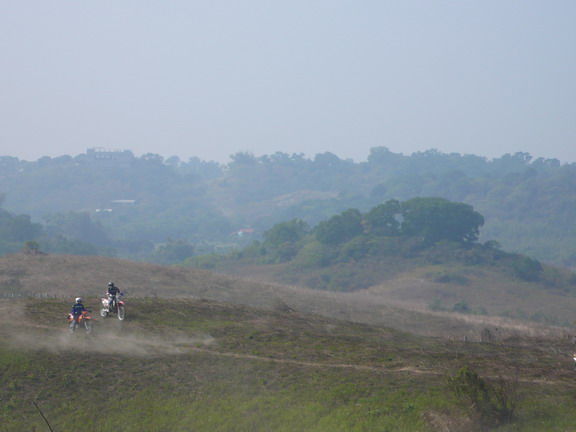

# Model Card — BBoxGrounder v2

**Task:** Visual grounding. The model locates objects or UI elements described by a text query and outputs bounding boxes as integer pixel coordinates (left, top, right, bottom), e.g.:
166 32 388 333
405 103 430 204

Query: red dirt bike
100 293 126 320
68 310 93 334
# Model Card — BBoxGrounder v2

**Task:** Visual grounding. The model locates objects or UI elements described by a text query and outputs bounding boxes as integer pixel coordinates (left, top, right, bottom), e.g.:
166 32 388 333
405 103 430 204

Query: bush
433 271 469 285
447 366 521 427
452 301 471 314
510 256 543 281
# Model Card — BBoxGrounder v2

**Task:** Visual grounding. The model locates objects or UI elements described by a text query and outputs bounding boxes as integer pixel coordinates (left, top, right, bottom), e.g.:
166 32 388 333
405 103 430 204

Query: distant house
95 201 135 213
110 200 136 205
86 147 135 168
233 228 255 237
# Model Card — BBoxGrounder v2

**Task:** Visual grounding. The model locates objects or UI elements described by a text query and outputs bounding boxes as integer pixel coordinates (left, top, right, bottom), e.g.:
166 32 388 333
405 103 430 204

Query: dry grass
367 269 576 326
1 252 574 348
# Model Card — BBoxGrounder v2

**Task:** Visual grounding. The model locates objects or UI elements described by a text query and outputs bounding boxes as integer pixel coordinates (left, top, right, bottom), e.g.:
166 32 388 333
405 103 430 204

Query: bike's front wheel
117 306 125 321
84 320 93 334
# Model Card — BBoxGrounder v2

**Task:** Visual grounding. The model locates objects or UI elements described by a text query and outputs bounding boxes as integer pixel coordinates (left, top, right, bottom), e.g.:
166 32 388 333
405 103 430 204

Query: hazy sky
1 1 575 164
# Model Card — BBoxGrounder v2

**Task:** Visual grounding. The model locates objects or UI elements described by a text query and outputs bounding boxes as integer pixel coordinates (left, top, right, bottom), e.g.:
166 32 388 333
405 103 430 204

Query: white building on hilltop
86 147 135 168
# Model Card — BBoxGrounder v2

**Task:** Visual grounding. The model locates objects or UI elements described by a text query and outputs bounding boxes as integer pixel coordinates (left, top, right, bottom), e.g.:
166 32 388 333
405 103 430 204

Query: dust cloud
0 302 214 357
8 328 215 357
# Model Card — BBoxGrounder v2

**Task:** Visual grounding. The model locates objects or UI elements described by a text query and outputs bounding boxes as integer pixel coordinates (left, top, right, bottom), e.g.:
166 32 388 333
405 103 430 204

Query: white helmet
75 297 82 303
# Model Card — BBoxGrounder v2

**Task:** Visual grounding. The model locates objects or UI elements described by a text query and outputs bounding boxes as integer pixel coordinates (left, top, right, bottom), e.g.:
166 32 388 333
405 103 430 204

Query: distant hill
1 148 576 268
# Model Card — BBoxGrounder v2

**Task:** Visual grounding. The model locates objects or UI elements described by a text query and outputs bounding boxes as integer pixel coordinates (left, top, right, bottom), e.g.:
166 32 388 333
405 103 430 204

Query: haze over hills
1 147 576 270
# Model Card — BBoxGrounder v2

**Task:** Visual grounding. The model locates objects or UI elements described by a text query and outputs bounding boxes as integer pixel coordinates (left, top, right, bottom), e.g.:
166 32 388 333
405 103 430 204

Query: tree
44 212 110 246
315 209 363 245
367 146 394 164
0 210 43 242
165 155 181 168
229 152 258 166
24 240 40 252
313 152 343 168
401 197 484 245
364 199 401 236
263 219 309 262
264 219 309 248
139 153 165 166
153 239 195 264
510 256 543 281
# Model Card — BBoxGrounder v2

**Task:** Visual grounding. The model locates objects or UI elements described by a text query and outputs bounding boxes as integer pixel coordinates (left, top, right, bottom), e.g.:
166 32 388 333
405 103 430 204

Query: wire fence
0 292 68 299
0 292 146 300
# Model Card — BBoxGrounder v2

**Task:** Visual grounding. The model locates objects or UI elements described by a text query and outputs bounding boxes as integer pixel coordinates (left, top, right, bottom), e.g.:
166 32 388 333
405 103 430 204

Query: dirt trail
178 344 406 374
0 304 428 374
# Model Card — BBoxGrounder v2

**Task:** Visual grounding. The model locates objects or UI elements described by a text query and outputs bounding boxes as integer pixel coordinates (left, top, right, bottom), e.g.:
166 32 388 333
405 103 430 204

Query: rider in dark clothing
107 282 121 310
71 298 86 316
70 297 87 330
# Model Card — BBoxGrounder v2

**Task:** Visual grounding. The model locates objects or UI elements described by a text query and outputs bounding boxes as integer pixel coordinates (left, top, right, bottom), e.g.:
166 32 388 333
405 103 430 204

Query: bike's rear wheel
117 306 125 321
100 307 108 317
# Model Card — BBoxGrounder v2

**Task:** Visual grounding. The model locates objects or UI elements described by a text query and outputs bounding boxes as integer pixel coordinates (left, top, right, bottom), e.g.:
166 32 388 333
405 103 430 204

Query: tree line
0 148 575 268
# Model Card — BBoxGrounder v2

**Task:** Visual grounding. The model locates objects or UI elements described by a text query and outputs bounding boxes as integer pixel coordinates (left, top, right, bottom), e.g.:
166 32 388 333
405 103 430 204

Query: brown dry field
1 252 574 346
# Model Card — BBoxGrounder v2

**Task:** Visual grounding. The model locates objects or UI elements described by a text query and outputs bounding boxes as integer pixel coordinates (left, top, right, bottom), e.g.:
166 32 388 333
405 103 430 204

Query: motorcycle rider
107 281 122 311
70 297 87 331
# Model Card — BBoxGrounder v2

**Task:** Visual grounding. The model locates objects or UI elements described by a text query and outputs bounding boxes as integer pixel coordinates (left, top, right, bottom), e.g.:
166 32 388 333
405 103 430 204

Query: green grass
2 298 576 431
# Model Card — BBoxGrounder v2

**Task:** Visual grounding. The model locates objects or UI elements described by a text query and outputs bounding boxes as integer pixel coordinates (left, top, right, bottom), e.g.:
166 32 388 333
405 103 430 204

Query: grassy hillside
3 252 576 336
2 297 576 432
2 253 576 430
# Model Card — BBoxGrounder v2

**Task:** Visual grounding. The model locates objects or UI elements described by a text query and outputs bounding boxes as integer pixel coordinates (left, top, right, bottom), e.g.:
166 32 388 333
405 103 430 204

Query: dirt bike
100 293 126 321
68 310 93 334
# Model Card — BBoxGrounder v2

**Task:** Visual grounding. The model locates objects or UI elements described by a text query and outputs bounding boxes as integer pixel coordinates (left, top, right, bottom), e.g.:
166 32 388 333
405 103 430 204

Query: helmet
108 282 114 287
75 297 82 303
